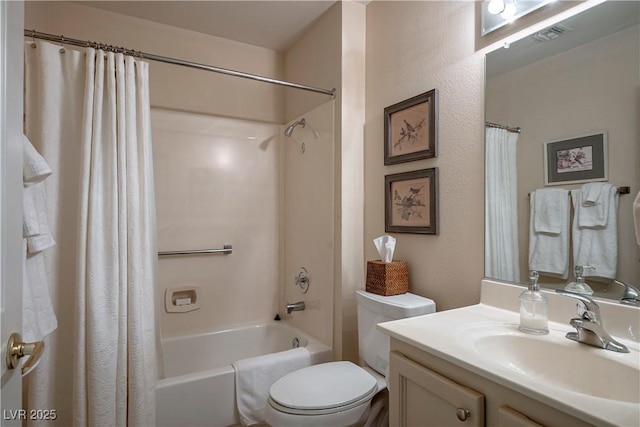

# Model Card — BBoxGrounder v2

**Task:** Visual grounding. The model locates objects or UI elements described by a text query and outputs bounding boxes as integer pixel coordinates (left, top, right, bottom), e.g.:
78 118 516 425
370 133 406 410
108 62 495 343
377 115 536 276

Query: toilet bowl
265 290 436 427
264 361 378 427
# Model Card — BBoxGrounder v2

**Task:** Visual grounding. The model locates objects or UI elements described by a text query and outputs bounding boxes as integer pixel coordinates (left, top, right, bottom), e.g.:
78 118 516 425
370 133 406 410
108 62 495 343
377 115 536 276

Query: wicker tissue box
365 260 409 296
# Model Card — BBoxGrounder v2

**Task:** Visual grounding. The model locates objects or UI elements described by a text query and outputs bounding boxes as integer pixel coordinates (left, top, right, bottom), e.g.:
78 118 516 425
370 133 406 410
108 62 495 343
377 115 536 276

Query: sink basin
458 322 640 403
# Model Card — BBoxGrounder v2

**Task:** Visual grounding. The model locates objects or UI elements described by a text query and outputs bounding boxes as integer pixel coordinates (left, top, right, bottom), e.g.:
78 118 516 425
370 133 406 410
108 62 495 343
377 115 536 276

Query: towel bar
158 245 232 257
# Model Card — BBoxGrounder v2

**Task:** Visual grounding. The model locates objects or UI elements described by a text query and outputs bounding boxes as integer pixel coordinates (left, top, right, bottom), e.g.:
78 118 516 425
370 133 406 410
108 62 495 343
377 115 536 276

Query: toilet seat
268 361 377 416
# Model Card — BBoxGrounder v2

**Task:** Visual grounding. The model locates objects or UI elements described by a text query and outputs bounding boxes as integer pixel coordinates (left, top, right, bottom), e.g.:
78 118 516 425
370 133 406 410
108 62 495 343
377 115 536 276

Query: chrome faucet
556 290 629 353
614 280 640 306
286 301 305 314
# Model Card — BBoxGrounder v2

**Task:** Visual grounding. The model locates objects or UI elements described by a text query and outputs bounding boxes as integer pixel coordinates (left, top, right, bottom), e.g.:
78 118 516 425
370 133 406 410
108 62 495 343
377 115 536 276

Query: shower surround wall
152 109 281 336
282 102 335 347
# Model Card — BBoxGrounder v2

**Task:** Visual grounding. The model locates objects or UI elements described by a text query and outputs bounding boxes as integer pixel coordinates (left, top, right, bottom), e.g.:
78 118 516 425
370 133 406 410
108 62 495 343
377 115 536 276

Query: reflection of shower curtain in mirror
24 40 157 426
485 127 520 282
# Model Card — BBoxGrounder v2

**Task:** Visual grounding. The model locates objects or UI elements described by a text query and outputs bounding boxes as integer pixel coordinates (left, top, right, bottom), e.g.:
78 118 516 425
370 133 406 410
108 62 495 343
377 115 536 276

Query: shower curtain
485 127 520 283
24 40 157 426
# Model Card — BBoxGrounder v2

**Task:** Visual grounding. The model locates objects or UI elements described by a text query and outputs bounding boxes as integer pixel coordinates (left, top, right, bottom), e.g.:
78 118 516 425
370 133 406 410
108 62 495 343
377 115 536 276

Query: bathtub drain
292 338 300 348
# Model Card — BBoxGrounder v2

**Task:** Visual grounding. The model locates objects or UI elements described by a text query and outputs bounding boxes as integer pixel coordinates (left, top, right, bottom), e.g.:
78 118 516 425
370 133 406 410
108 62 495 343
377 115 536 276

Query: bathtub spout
286 301 305 314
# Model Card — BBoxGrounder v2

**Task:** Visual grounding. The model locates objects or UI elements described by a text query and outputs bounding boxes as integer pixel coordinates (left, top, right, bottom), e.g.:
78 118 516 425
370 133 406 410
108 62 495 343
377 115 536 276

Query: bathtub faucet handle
286 301 305 314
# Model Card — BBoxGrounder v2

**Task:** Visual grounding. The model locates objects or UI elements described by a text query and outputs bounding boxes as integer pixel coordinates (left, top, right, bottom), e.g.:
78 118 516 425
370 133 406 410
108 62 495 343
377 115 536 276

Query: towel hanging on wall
528 189 570 279
572 184 618 279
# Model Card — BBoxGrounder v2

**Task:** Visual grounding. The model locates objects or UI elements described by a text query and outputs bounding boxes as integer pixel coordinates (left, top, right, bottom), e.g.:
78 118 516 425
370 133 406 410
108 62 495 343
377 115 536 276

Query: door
1 0 25 424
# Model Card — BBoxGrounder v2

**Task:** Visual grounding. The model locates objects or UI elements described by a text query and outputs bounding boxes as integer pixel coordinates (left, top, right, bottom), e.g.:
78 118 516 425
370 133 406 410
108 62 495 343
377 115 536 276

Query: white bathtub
156 321 333 427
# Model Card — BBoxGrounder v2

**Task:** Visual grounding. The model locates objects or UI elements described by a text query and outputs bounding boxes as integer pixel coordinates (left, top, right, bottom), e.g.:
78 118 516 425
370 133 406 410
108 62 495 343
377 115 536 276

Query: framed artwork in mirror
385 168 438 235
384 89 438 165
543 132 608 186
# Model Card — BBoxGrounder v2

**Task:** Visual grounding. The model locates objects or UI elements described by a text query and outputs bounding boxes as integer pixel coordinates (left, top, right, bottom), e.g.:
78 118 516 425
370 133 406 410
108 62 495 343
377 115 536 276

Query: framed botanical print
385 168 439 234
384 89 438 165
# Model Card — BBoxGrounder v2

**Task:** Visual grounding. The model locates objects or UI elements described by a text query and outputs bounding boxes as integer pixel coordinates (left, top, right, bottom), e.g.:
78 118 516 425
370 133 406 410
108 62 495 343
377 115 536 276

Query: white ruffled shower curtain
485 127 520 283
24 40 157 426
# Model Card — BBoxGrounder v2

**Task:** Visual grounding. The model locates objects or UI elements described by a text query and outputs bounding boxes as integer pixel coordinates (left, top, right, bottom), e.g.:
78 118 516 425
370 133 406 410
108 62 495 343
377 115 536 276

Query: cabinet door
389 351 485 427
498 406 545 427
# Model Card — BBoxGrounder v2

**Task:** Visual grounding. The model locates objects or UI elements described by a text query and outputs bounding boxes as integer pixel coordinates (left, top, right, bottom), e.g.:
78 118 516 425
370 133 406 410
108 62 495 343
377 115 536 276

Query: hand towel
23 134 52 184
528 190 570 278
23 182 56 253
23 184 41 237
634 191 640 246
22 241 58 343
22 135 56 253
22 135 57 343
577 183 615 228
581 182 604 206
233 347 310 426
533 188 568 234
572 188 618 279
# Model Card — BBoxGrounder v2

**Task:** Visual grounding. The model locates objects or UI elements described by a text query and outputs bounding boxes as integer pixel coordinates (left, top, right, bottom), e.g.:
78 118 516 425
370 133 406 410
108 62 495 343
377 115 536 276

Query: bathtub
156 321 333 427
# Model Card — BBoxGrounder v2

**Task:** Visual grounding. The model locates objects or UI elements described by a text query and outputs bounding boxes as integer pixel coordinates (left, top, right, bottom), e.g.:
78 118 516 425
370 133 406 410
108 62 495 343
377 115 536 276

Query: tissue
366 235 408 296
374 235 396 263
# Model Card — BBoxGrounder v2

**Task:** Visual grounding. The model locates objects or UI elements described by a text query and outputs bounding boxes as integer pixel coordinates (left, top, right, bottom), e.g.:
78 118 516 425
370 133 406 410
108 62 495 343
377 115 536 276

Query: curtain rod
486 122 522 133
24 29 336 99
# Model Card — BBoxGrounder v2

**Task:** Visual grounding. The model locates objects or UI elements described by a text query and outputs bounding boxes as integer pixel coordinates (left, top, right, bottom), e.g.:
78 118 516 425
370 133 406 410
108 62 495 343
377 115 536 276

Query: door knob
5 333 44 376
456 407 471 421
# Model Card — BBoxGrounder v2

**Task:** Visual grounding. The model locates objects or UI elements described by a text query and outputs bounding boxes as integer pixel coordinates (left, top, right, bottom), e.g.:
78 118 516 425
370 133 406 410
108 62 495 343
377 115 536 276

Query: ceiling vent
532 24 572 42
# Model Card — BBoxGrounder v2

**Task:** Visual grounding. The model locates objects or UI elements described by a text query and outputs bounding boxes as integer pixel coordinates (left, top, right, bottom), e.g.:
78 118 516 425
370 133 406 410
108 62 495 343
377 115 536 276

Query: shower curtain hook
59 35 65 54
30 30 36 48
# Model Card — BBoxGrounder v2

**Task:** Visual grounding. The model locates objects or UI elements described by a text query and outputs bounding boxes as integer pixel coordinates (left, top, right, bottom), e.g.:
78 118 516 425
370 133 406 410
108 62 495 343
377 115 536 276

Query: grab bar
158 244 232 257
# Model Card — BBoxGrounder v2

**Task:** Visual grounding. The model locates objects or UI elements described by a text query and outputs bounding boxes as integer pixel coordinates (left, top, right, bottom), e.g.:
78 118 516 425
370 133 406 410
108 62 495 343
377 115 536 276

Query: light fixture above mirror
482 0 557 36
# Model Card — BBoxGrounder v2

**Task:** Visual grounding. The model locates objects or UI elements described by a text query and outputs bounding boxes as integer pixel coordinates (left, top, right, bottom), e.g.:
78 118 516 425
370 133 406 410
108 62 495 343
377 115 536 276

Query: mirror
485 0 639 302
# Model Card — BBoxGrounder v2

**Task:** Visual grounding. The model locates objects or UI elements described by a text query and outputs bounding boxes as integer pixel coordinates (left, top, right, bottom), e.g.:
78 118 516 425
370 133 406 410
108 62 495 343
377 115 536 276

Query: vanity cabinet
388 339 592 427
390 351 485 426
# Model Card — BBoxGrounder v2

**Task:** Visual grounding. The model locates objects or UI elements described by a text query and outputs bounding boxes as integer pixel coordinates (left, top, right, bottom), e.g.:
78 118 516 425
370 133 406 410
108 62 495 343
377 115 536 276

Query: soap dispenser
564 265 594 295
519 270 549 335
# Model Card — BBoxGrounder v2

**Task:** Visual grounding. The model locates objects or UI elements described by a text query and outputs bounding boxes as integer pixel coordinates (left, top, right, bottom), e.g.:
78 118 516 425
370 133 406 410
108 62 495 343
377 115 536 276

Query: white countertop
377 280 640 427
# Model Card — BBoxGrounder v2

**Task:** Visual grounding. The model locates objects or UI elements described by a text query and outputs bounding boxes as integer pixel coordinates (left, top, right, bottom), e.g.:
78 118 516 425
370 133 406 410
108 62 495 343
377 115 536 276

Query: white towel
23 184 41 237
634 191 640 246
528 190 570 278
582 182 604 206
577 183 614 228
22 241 58 343
23 134 52 184
572 188 618 279
22 136 56 253
23 183 56 253
233 347 310 426
533 188 568 234
22 135 57 343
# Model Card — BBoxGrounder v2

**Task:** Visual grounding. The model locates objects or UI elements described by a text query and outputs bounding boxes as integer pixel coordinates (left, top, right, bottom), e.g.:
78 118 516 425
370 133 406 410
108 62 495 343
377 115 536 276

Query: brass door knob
5 333 44 376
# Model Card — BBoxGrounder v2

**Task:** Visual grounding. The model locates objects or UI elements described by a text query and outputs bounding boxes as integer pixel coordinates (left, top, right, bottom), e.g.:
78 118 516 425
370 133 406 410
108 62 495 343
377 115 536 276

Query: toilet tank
356 290 435 376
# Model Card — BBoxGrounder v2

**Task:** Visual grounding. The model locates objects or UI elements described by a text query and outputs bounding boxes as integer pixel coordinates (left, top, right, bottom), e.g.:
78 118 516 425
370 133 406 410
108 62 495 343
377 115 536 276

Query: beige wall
25 1 284 123
339 1 366 363
365 1 486 311
284 3 342 123
487 25 640 286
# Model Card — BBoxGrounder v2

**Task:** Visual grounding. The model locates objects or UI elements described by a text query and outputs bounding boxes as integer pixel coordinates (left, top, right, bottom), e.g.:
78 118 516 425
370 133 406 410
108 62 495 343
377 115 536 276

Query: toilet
264 289 436 426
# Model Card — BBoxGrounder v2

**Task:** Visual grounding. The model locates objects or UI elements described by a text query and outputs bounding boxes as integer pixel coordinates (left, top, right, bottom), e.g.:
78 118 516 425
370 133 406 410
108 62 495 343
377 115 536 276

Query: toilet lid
269 361 377 414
